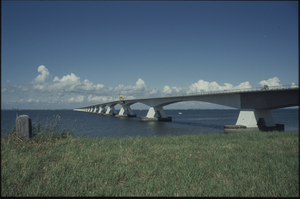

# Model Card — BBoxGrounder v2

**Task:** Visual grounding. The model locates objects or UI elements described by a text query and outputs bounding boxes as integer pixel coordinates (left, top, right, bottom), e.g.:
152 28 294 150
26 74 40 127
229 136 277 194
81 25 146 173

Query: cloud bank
1 65 297 109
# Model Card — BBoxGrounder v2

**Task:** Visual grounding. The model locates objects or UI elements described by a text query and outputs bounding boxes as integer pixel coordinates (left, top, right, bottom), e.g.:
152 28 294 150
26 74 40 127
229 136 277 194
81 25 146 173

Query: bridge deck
76 84 298 109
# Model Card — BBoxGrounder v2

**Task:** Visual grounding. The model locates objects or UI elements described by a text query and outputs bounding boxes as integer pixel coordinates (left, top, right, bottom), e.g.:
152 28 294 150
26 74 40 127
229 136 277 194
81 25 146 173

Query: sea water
1 109 298 138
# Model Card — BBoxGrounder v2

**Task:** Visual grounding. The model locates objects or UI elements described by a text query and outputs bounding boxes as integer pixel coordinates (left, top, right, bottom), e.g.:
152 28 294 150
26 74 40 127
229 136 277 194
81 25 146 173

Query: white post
16 115 32 141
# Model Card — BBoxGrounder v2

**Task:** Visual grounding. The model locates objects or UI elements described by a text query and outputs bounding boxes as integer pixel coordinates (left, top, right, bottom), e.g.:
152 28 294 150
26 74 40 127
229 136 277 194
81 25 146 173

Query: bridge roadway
73 85 299 133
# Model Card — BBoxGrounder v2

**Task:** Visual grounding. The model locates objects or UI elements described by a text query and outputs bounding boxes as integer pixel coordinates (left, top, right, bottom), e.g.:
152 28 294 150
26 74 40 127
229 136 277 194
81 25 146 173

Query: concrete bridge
73 84 299 133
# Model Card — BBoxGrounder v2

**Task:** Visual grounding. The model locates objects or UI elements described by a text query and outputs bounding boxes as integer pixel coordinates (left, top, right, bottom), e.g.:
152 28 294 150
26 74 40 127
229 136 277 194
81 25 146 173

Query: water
1 109 298 138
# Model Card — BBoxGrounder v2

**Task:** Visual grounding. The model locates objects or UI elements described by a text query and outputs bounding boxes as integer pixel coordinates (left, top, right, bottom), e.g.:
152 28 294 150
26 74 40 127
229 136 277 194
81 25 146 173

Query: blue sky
1 1 298 110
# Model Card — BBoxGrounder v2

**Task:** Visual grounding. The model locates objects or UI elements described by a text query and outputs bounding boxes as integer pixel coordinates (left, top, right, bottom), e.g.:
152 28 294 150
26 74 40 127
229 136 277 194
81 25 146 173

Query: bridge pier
104 105 117 115
93 106 98 113
97 105 106 114
115 105 136 117
140 106 172 121
224 109 284 133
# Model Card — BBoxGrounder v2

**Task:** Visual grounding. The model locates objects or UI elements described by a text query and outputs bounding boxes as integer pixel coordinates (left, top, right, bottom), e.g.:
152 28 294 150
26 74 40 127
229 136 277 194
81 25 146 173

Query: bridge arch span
135 93 241 109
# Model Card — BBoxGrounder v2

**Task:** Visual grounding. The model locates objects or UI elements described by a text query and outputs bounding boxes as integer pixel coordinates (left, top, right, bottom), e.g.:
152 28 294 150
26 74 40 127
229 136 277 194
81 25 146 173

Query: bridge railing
160 84 299 98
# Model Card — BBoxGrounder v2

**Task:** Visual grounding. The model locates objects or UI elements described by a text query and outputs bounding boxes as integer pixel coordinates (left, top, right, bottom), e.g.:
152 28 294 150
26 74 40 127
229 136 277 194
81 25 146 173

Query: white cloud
95 83 104 90
163 86 172 94
291 83 298 88
258 77 281 87
87 95 114 103
186 80 253 94
33 84 44 91
1 65 295 110
35 65 51 83
7 80 10 83
187 80 229 94
20 85 30 92
27 98 35 102
163 86 183 94
33 69 105 93
187 80 213 94
113 78 155 98
125 96 136 100
68 95 85 103
150 89 159 95
233 81 252 90
82 79 94 90
135 78 146 91
50 73 81 92
53 73 79 82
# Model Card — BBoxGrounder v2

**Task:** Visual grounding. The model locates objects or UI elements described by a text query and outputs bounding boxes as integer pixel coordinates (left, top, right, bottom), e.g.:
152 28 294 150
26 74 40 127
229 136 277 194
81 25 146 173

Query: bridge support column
93 106 98 113
126 106 136 116
98 105 106 114
104 105 117 115
116 105 136 117
224 109 284 133
140 106 172 121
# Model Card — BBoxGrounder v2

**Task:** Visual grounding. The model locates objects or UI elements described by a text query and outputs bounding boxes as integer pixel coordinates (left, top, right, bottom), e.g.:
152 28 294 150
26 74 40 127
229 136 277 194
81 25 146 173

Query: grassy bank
1 126 299 196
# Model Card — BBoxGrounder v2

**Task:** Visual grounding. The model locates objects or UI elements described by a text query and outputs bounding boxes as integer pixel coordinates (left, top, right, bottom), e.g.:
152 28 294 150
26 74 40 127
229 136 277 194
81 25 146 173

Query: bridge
73 84 299 133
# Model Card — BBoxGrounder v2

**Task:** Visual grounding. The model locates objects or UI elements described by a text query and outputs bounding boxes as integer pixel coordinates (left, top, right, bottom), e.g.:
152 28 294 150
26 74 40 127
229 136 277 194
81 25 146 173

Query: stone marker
16 115 32 141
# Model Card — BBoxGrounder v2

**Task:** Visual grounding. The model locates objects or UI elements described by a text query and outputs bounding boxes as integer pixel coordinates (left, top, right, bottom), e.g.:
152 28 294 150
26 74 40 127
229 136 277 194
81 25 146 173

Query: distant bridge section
74 84 299 132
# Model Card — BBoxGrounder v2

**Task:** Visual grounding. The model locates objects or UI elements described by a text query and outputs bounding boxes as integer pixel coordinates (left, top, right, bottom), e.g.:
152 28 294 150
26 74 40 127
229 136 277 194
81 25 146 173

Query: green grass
1 123 299 196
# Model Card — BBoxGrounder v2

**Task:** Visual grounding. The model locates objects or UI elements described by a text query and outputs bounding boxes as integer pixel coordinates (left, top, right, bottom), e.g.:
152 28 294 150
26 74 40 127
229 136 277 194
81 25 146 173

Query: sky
1 1 298 110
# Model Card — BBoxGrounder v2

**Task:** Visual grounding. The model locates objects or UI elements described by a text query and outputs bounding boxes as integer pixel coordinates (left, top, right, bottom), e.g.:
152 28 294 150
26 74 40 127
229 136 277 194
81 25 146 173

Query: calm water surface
1 109 298 138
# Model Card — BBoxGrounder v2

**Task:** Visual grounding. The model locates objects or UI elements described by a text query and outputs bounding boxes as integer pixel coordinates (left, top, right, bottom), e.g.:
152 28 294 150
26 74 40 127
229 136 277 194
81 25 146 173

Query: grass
1 119 299 196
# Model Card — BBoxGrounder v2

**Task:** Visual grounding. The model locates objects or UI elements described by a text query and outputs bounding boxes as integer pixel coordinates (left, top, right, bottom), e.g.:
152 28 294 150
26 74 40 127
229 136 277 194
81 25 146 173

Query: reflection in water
188 117 237 121
172 120 224 129
144 121 159 130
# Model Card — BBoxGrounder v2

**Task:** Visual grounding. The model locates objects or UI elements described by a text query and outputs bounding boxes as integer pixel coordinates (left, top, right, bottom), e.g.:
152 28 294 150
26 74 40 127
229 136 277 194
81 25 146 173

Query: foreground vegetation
1 120 299 196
